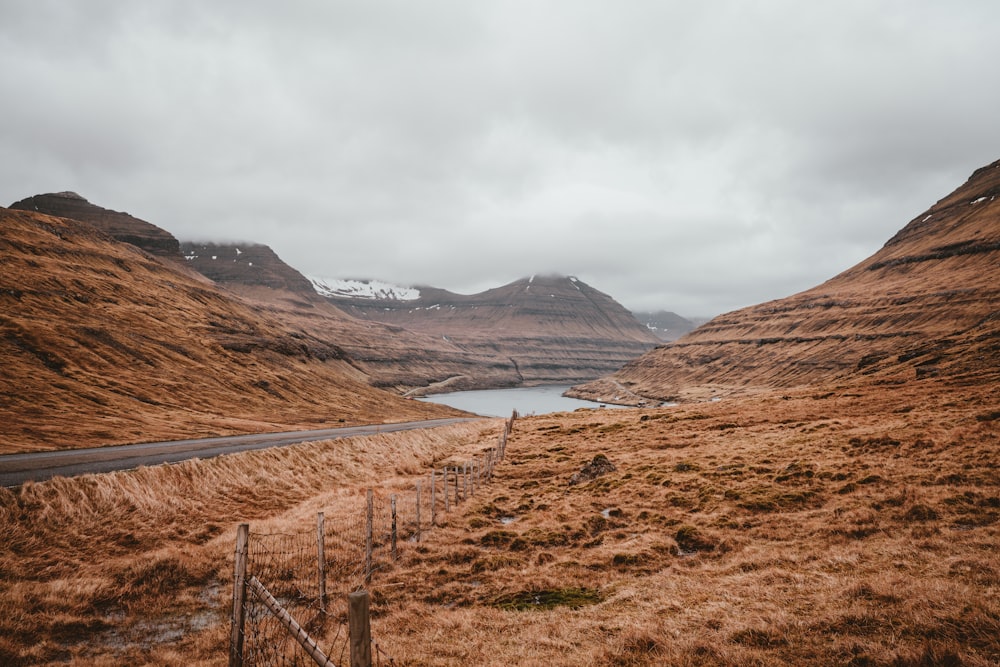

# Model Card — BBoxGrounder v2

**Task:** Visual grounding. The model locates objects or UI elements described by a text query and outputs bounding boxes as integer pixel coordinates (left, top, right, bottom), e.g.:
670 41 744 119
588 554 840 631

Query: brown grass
0 420 499 665
2 377 998 665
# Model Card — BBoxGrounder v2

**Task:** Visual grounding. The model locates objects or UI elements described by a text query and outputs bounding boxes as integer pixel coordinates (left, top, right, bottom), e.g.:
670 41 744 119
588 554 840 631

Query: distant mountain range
311 277 421 301
631 310 700 341
313 273 661 390
570 159 1000 405
1 190 669 450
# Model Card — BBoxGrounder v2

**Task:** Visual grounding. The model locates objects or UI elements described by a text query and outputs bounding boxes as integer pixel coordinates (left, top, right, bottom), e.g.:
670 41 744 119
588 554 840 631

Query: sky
2 1 999 317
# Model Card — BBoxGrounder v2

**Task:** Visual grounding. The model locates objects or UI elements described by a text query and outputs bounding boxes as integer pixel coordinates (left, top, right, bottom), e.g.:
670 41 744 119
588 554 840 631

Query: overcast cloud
2 1 998 316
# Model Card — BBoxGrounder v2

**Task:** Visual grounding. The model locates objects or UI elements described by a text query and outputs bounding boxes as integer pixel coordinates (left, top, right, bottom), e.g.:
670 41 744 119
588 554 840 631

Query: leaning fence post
390 494 398 561
365 489 374 583
415 480 422 542
230 522 249 667
248 576 336 667
349 590 372 667
317 512 327 612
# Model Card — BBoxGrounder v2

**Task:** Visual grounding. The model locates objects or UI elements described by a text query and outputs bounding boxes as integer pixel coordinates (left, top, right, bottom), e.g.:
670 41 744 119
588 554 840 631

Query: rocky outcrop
570 159 1000 404
9 192 181 257
323 275 662 386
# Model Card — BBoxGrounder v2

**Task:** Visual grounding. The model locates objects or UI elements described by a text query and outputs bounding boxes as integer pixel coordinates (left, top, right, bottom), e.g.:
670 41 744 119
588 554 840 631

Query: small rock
569 454 617 485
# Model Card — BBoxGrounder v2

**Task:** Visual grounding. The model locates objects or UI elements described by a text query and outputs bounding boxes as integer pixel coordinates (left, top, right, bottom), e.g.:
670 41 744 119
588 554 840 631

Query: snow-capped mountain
310 277 421 301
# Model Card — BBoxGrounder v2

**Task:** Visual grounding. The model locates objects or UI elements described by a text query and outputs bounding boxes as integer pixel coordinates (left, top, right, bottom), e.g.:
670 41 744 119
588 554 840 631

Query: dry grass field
1 375 997 665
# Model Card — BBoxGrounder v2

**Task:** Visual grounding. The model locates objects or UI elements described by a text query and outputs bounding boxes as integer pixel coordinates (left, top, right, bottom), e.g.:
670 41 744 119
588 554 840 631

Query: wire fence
230 412 516 667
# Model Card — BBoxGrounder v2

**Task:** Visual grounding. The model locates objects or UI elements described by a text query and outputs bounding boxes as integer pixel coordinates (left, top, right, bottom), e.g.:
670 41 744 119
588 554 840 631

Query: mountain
180 242 316 294
177 244 524 392
317 274 662 388
9 192 181 257
311 277 421 301
0 206 460 453
632 310 697 341
569 159 1000 404
179 244 660 391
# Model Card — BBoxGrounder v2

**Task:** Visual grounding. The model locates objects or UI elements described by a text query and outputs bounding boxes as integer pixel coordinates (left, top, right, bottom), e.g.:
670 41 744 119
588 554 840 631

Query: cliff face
0 207 458 453
9 192 181 257
322 274 662 387
570 159 1000 404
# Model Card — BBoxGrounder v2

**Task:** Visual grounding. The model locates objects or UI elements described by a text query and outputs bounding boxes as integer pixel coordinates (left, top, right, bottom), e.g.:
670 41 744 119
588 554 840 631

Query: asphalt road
0 418 479 487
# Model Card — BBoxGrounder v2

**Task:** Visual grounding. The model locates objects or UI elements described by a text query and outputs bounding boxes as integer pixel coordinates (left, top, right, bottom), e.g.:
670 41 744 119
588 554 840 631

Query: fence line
230 411 517 666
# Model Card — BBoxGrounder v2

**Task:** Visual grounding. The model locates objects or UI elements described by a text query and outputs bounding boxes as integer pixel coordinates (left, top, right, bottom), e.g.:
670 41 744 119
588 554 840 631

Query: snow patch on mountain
310 277 421 301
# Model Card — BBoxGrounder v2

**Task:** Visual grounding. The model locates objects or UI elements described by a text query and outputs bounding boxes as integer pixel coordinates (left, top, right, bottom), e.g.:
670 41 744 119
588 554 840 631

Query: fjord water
417 384 626 417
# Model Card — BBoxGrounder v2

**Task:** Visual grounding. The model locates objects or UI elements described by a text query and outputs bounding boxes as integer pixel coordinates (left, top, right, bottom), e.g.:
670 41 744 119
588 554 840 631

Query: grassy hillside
0 207 460 453
571 159 1000 405
2 376 996 665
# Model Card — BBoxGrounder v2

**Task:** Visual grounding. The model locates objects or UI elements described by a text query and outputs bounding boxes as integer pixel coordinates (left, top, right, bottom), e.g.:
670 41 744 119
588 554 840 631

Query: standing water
417 384 627 417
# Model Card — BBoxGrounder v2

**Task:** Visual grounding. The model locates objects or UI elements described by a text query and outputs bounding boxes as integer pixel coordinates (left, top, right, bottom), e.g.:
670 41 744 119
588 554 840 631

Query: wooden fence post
454 467 460 505
415 480 422 542
317 512 326 612
390 495 398 561
229 522 249 667
444 468 450 512
463 462 469 500
430 469 437 525
365 489 374 583
349 590 372 667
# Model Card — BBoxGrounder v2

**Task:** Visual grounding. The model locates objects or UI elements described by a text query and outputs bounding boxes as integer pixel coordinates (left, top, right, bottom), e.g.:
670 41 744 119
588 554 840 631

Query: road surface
0 418 479 487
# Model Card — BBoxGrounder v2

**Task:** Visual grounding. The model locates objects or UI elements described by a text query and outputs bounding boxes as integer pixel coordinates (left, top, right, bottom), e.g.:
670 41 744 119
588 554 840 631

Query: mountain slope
321 274 661 387
180 242 316 294
10 192 181 257
570 159 1000 404
0 207 459 453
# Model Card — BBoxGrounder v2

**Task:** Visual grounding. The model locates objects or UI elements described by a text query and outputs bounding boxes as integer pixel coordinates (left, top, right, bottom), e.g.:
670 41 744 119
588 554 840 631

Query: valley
0 158 998 665
1 377 995 665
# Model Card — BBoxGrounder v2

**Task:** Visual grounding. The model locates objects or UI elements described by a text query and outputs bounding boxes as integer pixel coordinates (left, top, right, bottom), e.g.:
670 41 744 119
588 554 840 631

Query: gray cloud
3 1 998 317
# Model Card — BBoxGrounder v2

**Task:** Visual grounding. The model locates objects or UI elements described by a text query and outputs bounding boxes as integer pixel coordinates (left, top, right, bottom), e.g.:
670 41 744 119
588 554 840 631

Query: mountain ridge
9 192 181 257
